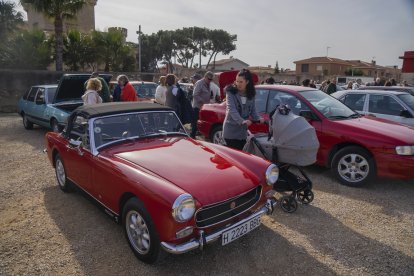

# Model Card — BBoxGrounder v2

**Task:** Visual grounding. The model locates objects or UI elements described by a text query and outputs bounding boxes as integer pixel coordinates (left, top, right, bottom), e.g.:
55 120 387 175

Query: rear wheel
123 198 161 264
22 113 33 130
331 146 375 187
210 125 225 145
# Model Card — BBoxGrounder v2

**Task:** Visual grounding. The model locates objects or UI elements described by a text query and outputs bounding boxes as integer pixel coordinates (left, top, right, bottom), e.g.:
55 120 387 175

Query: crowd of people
81 69 412 151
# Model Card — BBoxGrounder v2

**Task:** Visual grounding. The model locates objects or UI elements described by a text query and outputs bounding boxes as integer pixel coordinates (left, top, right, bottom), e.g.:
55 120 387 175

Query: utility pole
136 25 142 73
326 46 331 57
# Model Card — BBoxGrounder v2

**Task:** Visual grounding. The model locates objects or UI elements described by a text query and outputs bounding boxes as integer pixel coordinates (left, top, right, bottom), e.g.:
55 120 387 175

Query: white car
332 90 414 126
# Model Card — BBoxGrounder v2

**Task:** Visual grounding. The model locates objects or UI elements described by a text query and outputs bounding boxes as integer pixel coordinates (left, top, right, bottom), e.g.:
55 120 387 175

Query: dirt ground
0 114 413 275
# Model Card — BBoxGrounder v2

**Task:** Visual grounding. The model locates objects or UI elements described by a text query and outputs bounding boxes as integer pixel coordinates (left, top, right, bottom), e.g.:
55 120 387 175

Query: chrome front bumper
160 197 277 254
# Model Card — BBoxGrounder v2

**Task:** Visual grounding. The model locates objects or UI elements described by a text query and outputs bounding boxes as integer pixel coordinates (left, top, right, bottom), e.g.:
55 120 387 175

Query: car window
368 95 403 116
342 93 366 111
398 94 414 110
255 89 269 113
268 90 310 115
35 88 45 104
70 116 89 148
27 87 38 102
133 83 157 98
299 90 355 118
46 87 57 104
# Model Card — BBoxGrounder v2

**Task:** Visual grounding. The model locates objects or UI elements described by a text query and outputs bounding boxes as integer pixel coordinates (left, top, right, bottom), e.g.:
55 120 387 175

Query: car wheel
331 146 375 187
51 119 60 133
123 198 161 264
210 125 225 145
54 153 71 192
22 113 33 130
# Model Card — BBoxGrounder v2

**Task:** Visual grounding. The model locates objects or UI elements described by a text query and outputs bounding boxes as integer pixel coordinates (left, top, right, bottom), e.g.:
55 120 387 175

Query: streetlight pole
326 46 331 57
136 25 142 73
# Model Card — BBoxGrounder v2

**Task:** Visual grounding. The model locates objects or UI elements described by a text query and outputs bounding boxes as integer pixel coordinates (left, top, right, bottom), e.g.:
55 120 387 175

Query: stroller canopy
269 108 320 166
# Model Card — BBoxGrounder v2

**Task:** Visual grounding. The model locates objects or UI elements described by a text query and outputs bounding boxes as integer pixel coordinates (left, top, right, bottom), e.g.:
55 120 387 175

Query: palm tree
21 0 86 71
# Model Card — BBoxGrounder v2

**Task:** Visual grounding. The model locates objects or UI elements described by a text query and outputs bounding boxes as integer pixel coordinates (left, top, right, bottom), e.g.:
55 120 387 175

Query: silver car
332 90 414 126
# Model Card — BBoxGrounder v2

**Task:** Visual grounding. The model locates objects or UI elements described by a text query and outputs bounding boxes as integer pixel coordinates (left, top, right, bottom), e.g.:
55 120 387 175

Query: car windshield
299 89 356 119
133 83 157 98
398 94 414 110
92 111 187 149
46 87 57 104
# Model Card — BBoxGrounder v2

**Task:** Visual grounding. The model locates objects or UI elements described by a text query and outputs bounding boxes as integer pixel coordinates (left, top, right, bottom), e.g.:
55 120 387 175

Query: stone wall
0 69 65 113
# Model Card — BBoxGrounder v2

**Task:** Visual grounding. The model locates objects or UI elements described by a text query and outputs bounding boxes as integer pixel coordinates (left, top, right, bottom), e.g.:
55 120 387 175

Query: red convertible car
198 85 414 187
44 102 278 263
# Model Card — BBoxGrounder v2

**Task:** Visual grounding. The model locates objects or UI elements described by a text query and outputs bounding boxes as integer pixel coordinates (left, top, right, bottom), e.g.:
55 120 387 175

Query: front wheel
210 125 225 145
54 153 72 192
123 198 161 264
331 146 375 187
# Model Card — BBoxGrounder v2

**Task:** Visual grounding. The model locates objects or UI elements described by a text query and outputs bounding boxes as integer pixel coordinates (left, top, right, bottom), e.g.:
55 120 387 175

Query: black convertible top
74 102 173 119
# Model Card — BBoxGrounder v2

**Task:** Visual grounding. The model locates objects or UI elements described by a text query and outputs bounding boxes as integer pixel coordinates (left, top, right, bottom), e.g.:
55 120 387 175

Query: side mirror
300 110 319 121
400 110 413 118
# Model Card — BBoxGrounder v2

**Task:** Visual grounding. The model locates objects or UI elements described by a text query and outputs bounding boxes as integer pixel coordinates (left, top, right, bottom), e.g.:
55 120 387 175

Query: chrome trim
194 186 262 229
161 198 277 254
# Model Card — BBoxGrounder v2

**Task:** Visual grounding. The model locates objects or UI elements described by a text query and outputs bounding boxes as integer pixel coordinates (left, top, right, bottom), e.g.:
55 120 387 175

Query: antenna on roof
326 46 331 57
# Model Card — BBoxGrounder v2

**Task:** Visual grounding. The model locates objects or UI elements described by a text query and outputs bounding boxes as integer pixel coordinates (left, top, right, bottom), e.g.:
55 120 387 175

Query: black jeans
225 139 246 151
190 107 200 138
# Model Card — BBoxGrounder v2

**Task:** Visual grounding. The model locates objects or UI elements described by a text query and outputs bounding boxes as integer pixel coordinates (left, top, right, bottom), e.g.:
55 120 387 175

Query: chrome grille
195 186 262 228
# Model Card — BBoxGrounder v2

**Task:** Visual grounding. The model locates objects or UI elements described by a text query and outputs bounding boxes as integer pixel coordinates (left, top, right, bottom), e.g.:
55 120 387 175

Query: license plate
221 215 262 246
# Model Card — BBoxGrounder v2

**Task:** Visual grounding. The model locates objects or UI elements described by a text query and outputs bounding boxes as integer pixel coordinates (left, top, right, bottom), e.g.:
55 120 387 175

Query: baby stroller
243 105 320 213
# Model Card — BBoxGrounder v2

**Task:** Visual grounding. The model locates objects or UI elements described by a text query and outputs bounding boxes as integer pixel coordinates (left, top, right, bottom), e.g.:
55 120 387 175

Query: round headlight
172 193 195 222
265 164 279 185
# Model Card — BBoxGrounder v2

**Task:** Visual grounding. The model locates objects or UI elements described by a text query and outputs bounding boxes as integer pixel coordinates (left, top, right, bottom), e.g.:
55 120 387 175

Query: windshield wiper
328 113 361 120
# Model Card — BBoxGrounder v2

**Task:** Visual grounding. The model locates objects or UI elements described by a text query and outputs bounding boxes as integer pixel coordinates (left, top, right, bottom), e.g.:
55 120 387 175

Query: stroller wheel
280 196 298 213
297 189 314 205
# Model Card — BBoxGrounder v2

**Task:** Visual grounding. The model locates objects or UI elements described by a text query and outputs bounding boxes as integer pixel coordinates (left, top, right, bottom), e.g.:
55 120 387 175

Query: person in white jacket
155 76 167 105
82 78 103 105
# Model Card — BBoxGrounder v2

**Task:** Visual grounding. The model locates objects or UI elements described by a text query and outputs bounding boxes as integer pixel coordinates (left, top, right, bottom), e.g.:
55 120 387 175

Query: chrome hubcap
213 130 225 145
56 159 65 187
337 153 369 183
126 211 150 254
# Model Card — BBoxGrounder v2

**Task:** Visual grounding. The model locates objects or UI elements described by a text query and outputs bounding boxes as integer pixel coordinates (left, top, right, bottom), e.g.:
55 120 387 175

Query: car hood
114 137 263 205
54 74 112 103
333 116 414 144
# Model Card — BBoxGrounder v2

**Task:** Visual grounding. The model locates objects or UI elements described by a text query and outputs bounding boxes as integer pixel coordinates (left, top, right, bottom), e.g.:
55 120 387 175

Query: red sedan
44 102 278 263
198 85 414 187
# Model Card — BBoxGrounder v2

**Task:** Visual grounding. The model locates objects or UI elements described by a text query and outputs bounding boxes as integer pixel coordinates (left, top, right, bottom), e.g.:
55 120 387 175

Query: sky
11 0 414 70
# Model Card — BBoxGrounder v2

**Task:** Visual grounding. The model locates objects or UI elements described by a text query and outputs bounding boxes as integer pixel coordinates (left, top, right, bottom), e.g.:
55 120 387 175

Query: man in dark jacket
326 78 337 95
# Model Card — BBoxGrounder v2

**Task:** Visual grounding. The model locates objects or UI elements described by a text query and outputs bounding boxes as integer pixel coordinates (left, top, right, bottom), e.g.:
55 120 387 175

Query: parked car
109 81 157 101
198 85 414 187
17 74 112 132
44 102 278 264
357 85 414 96
332 90 414 126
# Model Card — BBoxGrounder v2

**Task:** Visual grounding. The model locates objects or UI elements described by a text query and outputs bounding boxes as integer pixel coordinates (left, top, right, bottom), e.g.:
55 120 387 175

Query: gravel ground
0 113 413 275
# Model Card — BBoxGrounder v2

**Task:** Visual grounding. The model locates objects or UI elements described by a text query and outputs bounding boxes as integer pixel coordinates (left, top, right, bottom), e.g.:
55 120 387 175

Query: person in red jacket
118 75 138 102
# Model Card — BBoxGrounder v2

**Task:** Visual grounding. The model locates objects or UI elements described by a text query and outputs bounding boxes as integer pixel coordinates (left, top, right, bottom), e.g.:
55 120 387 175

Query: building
294 56 399 83
22 0 97 34
399 51 414 84
204 58 249 71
